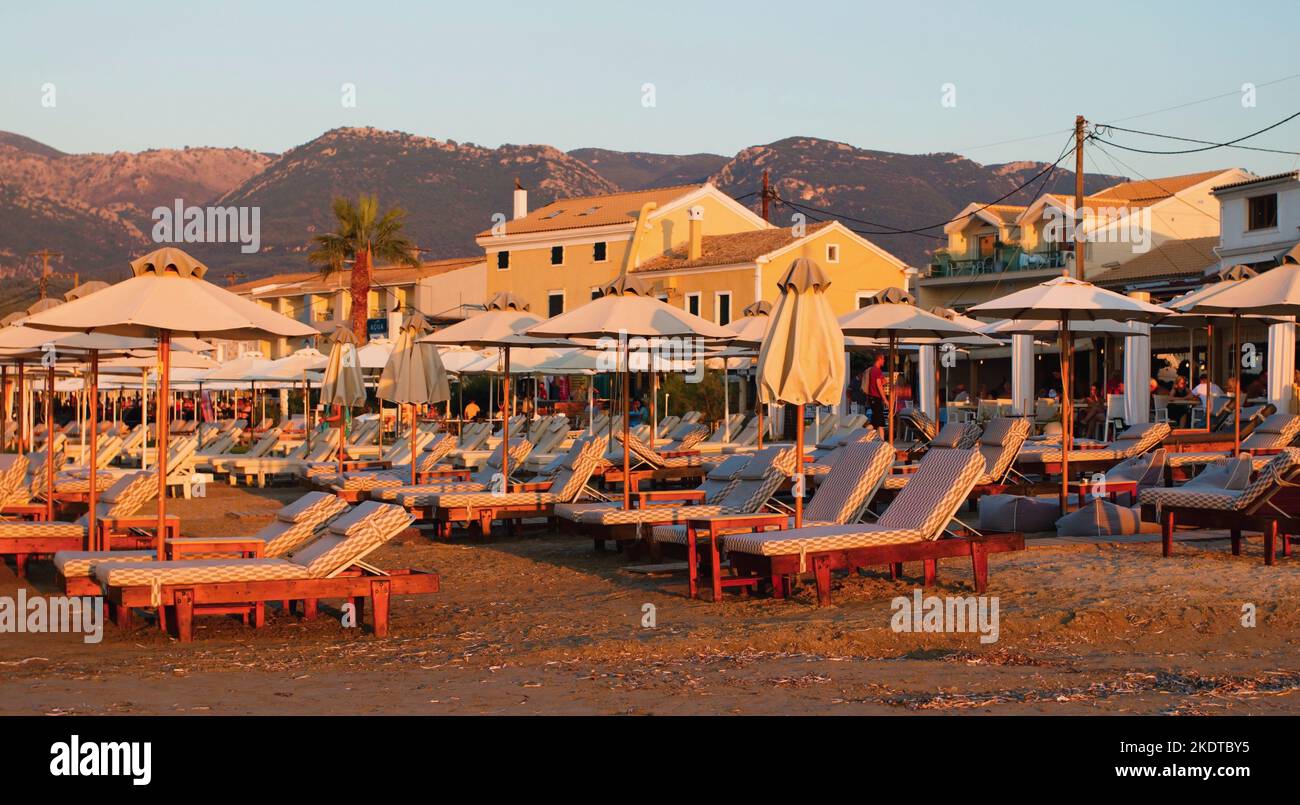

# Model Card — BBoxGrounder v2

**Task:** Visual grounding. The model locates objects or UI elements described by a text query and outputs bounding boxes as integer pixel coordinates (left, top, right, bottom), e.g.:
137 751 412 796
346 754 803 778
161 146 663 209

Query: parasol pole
622 338 631 509
44 365 54 521
723 364 731 441
1 365 7 455
87 350 99 550
1233 314 1241 453
501 347 511 486
16 361 25 455
1205 323 1214 432
649 370 657 449
141 368 149 472
155 331 170 560
304 370 311 452
888 334 898 449
795 403 805 529
756 366 765 449
1059 318 1071 513
410 402 418 485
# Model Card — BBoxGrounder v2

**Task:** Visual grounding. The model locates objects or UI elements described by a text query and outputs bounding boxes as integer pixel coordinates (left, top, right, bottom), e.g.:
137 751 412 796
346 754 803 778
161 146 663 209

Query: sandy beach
0 483 1296 716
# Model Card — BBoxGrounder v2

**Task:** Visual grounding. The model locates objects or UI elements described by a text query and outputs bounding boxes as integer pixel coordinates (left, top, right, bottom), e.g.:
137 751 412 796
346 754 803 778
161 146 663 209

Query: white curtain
918 346 937 418
1124 324 1151 424
1011 334 1035 415
1268 318 1295 410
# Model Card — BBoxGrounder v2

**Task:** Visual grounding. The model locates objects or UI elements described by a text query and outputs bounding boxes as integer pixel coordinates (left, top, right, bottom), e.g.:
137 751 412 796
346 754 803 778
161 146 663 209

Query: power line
1105 71 1300 125
1090 111 1300 155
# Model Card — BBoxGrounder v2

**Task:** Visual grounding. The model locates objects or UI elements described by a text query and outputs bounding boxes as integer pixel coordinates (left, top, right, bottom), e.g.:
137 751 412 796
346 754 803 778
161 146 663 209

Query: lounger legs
173 588 194 643
1161 511 1175 558
812 556 832 607
13 553 27 579
1230 527 1242 556
371 580 391 638
922 559 937 587
1265 522 1277 566
970 543 989 593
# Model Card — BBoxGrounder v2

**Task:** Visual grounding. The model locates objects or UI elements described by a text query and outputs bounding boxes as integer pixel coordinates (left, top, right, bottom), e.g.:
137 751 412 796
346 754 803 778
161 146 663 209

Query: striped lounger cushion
0 521 85 540
55 550 156 578
724 448 986 563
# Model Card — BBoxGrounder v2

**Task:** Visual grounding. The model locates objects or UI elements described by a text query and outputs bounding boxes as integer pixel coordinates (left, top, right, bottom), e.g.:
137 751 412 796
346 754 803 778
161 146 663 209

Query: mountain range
0 127 1124 311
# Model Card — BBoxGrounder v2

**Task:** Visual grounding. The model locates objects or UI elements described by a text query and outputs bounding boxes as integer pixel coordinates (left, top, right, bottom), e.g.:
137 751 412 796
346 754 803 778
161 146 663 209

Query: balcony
927 245 1070 278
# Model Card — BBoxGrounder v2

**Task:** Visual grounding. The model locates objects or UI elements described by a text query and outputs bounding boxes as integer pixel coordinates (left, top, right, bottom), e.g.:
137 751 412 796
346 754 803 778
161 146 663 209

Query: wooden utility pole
1074 115 1086 280
761 169 770 222
30 249 65 299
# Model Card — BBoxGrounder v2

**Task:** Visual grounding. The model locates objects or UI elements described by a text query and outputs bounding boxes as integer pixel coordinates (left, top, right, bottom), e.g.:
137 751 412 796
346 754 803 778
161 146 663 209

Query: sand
1 484 1297 715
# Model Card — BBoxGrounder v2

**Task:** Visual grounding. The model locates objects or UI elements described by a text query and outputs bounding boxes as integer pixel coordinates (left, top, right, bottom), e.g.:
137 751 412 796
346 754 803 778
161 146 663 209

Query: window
591 287 602 300
826 243 840 263
548 291 565 317
715 292 732 326
685 292 701 317
1248 194 1278 231
593 241 607 262
550 245 564 265
855 291 873 308
496 251 510 270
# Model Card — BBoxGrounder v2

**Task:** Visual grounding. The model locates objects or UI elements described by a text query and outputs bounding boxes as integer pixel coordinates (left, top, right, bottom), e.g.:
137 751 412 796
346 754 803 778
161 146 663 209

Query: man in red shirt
861 353 888 439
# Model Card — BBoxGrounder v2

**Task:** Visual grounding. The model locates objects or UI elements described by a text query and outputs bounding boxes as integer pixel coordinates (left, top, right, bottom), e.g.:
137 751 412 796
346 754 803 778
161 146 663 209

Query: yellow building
478 183 909 320
920 169 1250 312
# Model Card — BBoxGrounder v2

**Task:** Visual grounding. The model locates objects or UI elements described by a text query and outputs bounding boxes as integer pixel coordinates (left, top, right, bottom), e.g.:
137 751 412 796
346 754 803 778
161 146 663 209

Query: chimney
513 178 527 220
687 205 704 261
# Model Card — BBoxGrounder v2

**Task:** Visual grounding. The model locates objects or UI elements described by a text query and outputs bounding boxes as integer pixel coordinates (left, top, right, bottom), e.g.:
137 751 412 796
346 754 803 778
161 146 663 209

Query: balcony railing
927 246 1070 278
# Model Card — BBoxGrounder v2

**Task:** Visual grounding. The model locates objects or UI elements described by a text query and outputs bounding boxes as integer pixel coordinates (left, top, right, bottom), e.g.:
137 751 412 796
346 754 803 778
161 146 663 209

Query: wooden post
410 402 418 485
156 331 170 560
1059 319 1071 513
794 404 804 529
621 339 631 509
88 350 99 550
502 346 511 487
1074 114 1086 281
1233 314 1241 453
44 365 54 521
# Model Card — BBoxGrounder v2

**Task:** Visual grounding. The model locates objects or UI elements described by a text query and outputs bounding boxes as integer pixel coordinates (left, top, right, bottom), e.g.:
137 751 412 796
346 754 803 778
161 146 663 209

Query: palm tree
309 195 420 341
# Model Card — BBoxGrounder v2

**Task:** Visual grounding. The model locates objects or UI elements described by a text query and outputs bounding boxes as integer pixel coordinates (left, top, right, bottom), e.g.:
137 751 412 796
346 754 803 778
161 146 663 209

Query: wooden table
1067 478 1138 508
685 512 790 602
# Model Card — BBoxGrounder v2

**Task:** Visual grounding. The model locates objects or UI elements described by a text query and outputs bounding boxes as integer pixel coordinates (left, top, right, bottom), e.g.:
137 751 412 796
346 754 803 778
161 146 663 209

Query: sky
3 0 1299 178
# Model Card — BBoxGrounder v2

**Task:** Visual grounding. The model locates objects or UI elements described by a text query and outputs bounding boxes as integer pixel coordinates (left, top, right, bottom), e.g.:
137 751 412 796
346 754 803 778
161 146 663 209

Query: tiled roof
1089 169 1231 202
227 256 483 297
1212 170 1298 193
476 184 704 238
635 223 831 272
1092 236 1220 286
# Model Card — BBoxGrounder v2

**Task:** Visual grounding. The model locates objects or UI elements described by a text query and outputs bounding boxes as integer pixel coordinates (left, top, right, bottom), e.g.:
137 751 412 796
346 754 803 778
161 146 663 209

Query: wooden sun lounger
1139 448 1300 566
723 448 1025 606
98 501 438 641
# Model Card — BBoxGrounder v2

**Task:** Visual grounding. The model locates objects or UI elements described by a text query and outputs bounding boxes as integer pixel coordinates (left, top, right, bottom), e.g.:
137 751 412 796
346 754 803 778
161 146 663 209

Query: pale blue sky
3 0 1298 178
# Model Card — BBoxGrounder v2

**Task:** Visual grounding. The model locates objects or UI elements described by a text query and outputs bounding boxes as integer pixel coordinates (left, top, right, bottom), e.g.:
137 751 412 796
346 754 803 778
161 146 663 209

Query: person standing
862 352 888 440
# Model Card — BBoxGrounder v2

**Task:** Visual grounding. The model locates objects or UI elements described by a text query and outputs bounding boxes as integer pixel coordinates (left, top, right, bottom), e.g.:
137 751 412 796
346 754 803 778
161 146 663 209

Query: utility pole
1074 115 1086 280
761 169 770 222
30 249 64 299
224 272 247 287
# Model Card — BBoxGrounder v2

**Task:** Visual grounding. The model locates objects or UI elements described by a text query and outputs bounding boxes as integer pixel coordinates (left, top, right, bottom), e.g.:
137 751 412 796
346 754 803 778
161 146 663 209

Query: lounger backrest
285 501 413 578
1185 455 1253 490
542 436 610 503
657 416 680 438
418 434 457 472
804 441 894 525
81 470 157 522
1241 413 1300 450
1112 422 1171 457
902 408 938 441
257 491 351 556
697 455 753 503
674 424 710 450
878 448 986 540
729 417 760 446
717 447 797 512
1107 448 1167 487
977 417 1031 482
929 422 969 449
0 454 30 504
1233 447 1300 513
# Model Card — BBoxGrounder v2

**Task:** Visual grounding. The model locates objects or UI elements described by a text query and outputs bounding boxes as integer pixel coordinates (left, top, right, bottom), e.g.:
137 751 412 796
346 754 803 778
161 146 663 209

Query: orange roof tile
227 256 483 297
477 184 703 238
635 223 831 272
1092 236 1220 286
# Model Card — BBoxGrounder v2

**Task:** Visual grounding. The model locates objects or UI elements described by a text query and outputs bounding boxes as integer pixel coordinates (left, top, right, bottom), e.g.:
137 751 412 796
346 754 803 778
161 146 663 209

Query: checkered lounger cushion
724 448 986 563
1019 422 1169 464
1165 414 1300 467
1138 448 1300 512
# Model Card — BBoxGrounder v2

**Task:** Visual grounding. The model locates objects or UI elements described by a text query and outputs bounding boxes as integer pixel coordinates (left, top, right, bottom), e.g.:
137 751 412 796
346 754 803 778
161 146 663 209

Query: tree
308 195 420 341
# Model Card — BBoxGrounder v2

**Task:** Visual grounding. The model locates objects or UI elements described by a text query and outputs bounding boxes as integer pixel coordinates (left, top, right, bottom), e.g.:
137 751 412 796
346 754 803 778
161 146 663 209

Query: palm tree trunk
350 247 372 342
